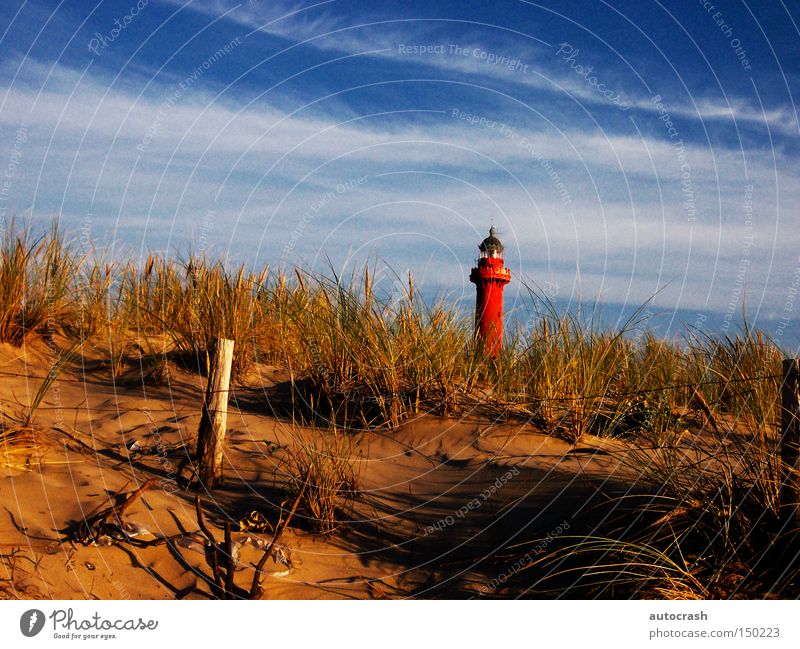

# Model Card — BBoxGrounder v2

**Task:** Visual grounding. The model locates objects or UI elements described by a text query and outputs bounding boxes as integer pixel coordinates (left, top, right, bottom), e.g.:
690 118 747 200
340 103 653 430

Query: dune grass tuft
276 423 358 534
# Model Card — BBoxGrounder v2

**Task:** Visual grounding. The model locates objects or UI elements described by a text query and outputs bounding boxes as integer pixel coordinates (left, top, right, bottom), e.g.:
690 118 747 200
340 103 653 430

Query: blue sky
0 1 798 345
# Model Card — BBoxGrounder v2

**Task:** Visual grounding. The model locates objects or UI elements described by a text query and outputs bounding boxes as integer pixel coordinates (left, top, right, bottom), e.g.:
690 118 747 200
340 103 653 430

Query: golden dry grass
0 221 784 439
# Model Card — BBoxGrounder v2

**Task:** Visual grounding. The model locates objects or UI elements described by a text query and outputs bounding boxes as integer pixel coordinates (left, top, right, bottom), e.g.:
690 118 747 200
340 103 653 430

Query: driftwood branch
76 479 158 545
249 468 310 599
194 495 224 597
193 496 246 599
224 522 236 598
691 386 719 433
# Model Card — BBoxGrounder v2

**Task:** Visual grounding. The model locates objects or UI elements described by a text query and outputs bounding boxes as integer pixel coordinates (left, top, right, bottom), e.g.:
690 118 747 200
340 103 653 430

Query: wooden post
195 338 234 489
780 358 800 529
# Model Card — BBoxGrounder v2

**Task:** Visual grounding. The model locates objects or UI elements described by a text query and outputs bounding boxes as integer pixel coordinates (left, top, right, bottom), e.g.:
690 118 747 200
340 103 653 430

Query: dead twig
76 479 157 545
223 522 236 598
249 468 311 599
192 497 246 599
691 386 720 433
194 495 223 597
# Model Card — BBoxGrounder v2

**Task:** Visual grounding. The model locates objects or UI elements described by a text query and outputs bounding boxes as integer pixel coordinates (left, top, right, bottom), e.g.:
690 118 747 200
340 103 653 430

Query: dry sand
0 340 639 599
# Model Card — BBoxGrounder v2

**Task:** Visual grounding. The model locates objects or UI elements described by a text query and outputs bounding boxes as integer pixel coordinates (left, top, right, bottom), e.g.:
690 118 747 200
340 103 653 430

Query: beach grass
0 221 784 441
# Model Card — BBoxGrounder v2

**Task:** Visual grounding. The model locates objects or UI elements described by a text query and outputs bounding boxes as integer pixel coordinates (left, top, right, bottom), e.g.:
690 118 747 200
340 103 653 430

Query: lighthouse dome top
479 226 504 256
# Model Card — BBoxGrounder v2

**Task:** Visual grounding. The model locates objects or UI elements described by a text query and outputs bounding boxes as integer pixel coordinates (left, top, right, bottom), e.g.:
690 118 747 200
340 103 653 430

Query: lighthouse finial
479 226 503 254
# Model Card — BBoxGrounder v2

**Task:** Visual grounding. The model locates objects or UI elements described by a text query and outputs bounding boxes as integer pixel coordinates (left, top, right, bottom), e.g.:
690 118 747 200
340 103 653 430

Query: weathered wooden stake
780 358 800 529
195 338 234 489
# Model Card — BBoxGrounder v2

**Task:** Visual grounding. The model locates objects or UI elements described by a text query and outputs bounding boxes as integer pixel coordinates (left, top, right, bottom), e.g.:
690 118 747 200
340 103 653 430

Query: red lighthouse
469 226 511 356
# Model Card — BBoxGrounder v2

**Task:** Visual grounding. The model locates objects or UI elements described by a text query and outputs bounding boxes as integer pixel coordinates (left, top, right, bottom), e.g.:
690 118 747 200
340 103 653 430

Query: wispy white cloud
0 49 795 318
163 0 799 137
2 57 791 186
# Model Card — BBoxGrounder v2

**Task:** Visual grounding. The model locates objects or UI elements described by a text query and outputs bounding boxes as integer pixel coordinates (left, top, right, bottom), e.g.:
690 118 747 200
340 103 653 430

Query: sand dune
0 340 689 599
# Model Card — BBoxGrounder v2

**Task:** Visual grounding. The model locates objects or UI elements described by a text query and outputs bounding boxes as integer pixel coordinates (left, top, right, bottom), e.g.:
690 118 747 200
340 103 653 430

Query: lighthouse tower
469 226 511 356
